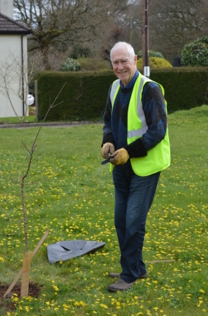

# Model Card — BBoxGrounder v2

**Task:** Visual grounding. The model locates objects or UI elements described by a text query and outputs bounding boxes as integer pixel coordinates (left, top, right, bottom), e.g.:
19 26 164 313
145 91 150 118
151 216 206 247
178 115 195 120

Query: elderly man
101 42 170 292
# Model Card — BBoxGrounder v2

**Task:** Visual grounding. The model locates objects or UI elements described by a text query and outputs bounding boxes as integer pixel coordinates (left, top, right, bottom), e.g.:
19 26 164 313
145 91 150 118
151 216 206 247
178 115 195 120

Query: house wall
0 0 13 18
0 34 28 118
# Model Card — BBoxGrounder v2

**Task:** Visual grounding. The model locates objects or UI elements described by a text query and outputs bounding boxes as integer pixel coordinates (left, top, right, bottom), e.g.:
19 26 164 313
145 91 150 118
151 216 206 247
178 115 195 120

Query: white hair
110 42 136 61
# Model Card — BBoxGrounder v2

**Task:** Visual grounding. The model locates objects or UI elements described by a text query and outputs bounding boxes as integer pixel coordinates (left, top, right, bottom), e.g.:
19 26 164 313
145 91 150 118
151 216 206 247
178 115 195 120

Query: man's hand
110 148 129 165
101 142 115 159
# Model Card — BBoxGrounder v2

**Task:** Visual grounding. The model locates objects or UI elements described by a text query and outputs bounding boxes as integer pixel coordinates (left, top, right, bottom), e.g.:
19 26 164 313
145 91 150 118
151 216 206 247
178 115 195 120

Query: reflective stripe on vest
110 75 152 140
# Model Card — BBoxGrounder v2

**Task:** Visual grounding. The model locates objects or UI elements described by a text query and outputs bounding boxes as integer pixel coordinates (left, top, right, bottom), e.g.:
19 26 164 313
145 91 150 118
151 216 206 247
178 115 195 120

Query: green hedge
149 67 208 113
37 68 208 121
37 71 115 121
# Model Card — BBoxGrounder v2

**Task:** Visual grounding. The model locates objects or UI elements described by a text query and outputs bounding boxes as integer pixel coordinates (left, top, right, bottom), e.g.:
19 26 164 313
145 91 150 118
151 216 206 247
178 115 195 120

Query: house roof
0 13 31 35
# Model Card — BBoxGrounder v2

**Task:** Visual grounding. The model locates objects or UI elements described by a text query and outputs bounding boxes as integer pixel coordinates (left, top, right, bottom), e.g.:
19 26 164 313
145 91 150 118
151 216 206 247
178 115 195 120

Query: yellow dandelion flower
25 306 29 312
53 285 59 291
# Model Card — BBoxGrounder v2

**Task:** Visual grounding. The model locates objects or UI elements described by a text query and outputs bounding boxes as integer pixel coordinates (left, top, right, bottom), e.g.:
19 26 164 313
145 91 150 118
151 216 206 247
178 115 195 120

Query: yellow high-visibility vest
110 74 171 176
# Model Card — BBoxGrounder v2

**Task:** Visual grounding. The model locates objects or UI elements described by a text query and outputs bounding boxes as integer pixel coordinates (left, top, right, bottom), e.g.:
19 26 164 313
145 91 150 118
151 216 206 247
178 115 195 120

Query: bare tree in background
100 25 126 62
149 0 208 61
99 0 142 62
13 0 208 67
14 0 134 70
120 0 143 51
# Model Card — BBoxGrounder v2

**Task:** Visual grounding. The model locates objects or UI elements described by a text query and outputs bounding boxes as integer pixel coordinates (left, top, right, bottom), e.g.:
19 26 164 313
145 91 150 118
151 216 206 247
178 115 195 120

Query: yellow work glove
101 142 115 159
110 148 129 165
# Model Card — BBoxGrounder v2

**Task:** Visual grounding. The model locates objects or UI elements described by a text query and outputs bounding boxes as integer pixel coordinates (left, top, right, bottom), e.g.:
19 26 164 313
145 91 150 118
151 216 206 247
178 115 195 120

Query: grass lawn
0 115 36 124
0 105 208 315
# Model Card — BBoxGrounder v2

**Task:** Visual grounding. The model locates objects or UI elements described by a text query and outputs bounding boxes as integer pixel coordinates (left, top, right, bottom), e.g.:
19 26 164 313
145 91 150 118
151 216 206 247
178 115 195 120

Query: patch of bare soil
0 282 41 314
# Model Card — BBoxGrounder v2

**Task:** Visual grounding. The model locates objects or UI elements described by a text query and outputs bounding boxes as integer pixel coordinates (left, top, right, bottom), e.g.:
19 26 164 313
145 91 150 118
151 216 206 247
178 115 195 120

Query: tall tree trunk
41 46 51 70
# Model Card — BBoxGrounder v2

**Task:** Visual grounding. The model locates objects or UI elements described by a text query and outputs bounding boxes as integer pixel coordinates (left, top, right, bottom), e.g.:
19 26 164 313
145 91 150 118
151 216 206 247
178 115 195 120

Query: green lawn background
0 105 208 315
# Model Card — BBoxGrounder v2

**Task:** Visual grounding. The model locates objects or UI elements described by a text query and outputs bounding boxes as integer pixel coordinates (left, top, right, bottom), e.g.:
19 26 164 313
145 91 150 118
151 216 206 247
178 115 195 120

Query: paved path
0 121 102 129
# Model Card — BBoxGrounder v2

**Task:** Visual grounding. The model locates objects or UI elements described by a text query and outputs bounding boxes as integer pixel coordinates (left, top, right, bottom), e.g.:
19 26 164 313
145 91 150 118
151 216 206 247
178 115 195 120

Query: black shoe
108 272 148 279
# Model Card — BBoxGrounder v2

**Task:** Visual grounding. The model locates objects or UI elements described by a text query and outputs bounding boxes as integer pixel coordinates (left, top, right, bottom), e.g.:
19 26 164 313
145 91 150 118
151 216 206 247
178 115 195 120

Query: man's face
111 47 137 86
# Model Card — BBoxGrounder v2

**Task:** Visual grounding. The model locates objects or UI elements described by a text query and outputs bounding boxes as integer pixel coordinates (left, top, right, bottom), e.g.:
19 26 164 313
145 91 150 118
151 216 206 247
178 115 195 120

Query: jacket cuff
125 138 147 158
101 133 115 147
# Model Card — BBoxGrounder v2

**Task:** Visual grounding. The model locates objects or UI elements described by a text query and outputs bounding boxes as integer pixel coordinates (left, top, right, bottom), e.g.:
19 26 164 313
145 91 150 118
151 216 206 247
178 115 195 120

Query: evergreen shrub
181 36 208 67
137 57 172 69
137 50 164 59
60 58 81 71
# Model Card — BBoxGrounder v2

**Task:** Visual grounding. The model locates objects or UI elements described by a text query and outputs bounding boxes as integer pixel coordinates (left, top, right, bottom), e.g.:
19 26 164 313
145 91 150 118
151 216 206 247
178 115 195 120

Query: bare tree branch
14 0 132 69
21 82 67 252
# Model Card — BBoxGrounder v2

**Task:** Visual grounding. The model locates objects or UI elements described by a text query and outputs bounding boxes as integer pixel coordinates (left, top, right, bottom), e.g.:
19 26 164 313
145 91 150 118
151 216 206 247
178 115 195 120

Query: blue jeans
113 161 160 283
